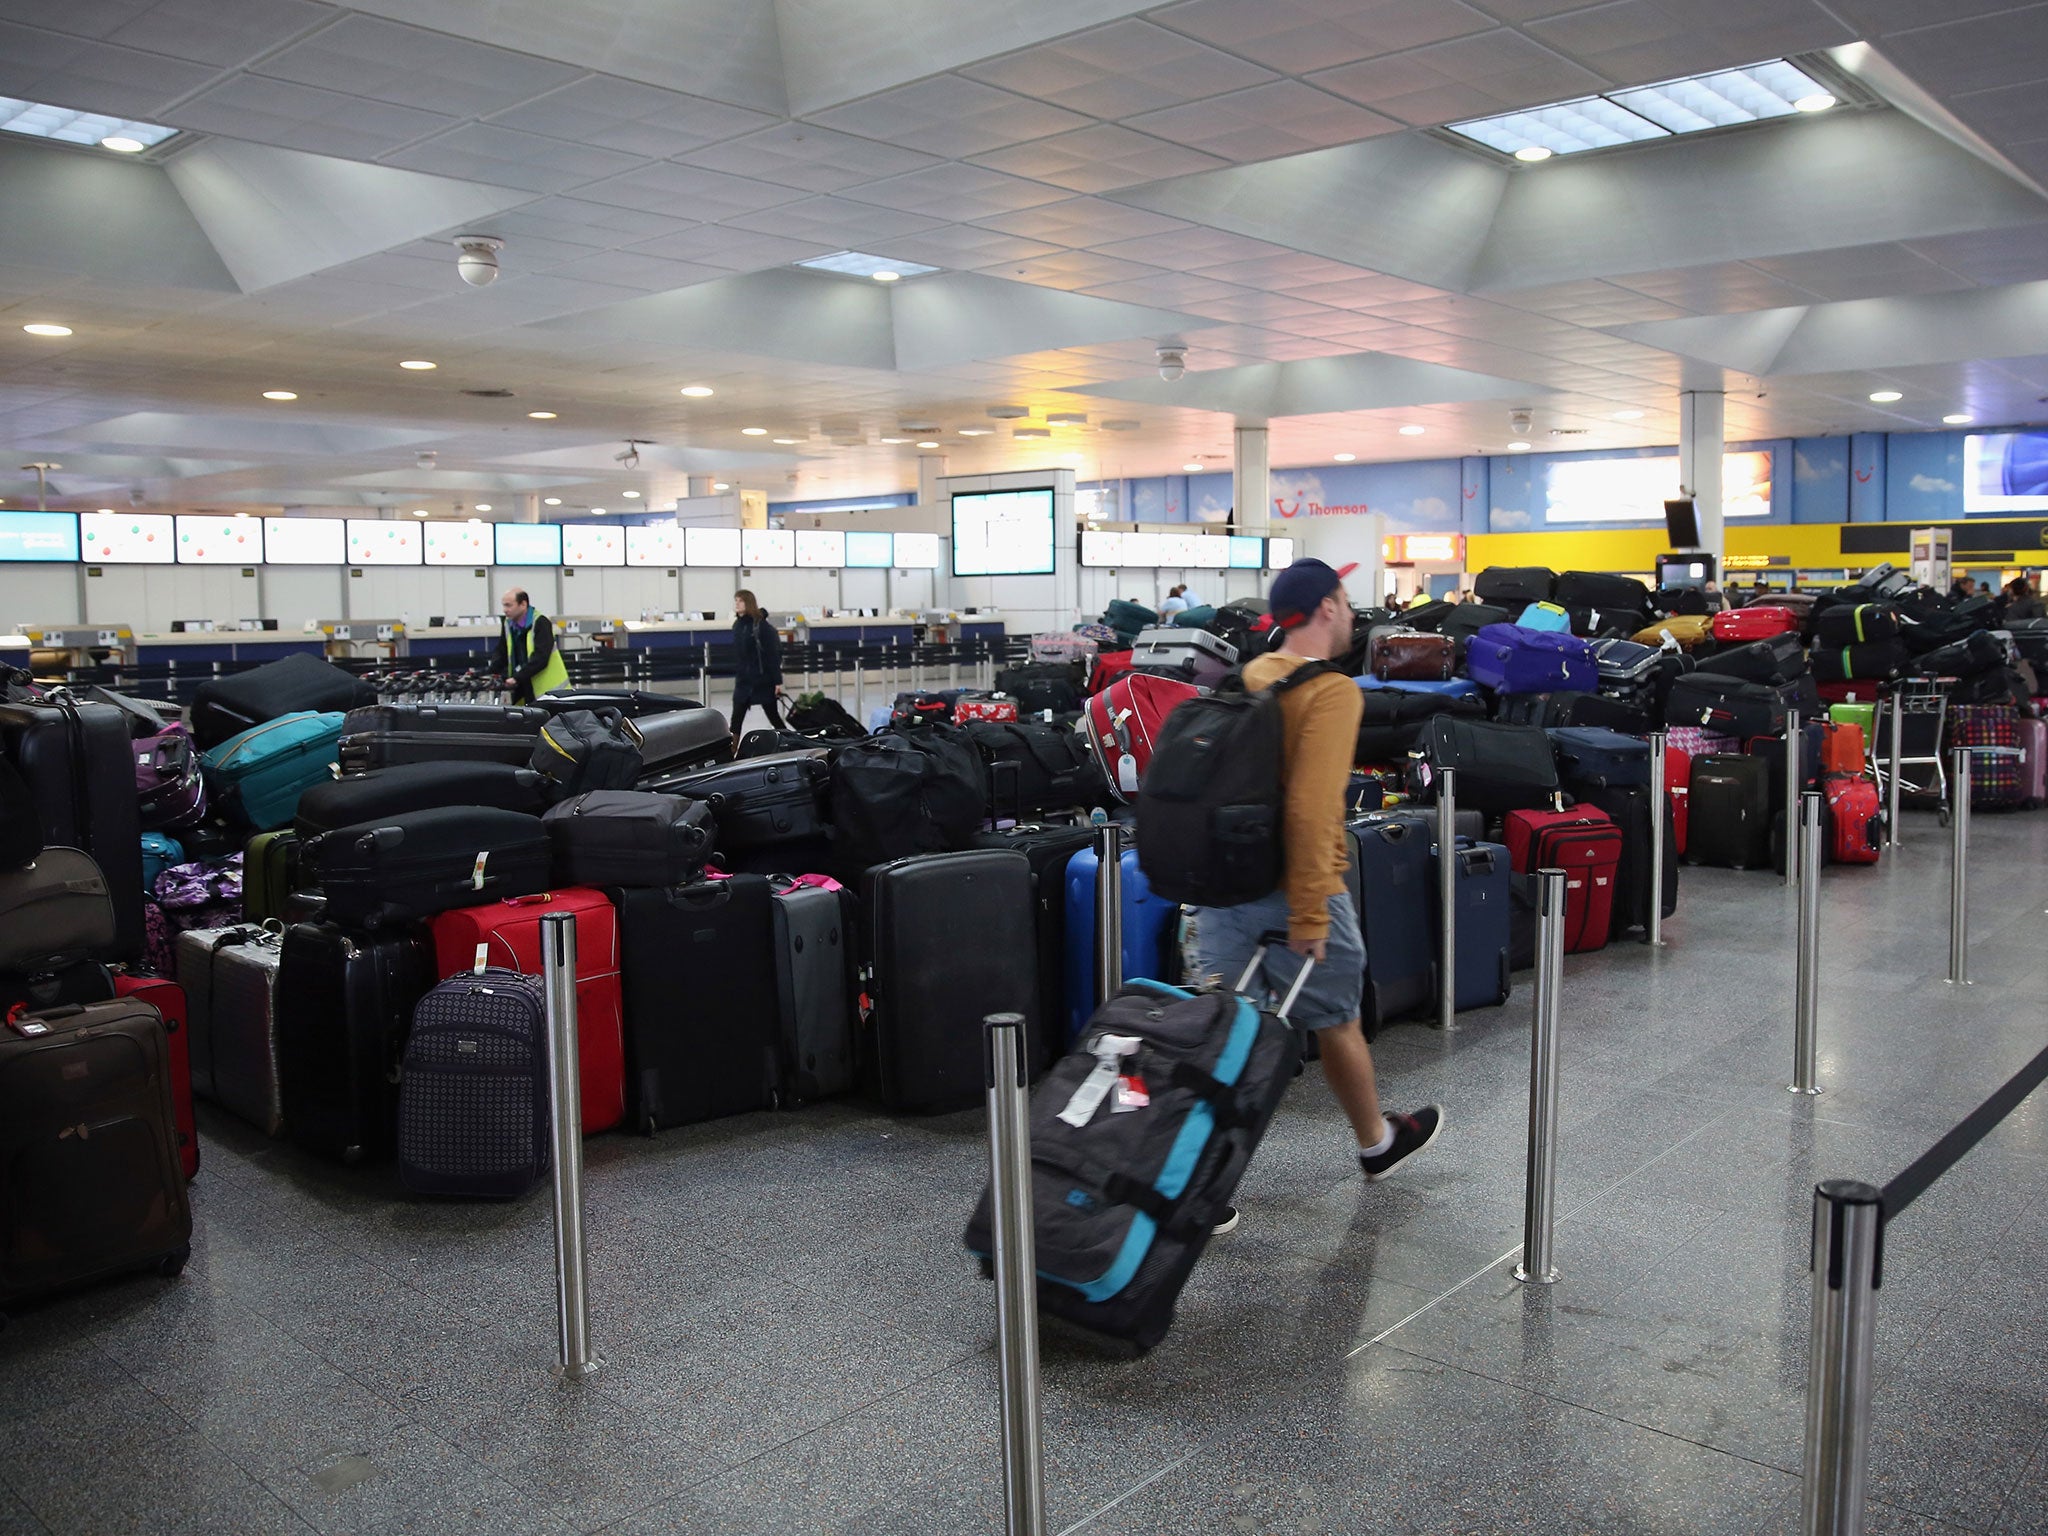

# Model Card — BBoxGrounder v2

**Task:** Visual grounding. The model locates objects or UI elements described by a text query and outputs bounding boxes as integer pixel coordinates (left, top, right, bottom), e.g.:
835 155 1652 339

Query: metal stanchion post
1515 868 1565 1286
1095 822 1124 1005
697 642 709 707
1436 766 1458 1032
1948 746 1971 985
854 660 865 726
1784 708 1804 887
540 912 600 1381
950 651 959 691
1886 692 1904 848
1791 789 1824 1097
1647 732 1669 946
1801 1180 1882 1536
984 1013 1047 1536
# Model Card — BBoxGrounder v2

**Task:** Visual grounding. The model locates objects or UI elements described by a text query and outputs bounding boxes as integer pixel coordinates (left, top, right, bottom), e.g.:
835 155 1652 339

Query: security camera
127 487 145 507
614 448 640 469
453 236 503 288
1510 408 1533 437
415 450 438 470
1156 346 1186 382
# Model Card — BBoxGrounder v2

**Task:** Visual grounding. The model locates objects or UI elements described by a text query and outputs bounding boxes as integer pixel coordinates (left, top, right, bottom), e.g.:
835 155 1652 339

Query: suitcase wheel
159 1243 191 1279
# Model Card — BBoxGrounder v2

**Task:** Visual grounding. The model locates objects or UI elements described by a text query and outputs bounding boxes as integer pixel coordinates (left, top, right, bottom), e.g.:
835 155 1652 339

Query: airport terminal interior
2 0 2048 1531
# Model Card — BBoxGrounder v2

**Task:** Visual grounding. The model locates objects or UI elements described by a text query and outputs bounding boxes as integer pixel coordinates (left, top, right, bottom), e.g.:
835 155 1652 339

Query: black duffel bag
964 720 1109 818
830 728 986 870
1354 688 1485 764
542 790 713 887
993 662 1083 715
530 709 641 796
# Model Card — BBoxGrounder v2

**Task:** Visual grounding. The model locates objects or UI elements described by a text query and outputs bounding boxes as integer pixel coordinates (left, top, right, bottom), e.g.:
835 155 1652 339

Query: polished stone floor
2 807 2043 1535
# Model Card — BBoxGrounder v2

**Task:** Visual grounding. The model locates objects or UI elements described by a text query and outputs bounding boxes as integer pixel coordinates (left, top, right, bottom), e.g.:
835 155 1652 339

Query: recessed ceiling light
1333 452 1356 462
1506 442 1532 452
474 502 492 512
1943 413 1975 425
22 323 72 336
796 251 938 280
871 270 900 283
1614 409 1645 421
680 385 714 398
712 481 730 491
262 390 297 401
1514 146 1553 162
1793 92 1836 113
740 427 767 436
916 440 939 449
1869 390 1903 403
772 437 799 445
0 99 175 152
1398 425 1426 436
957 428 992 436
468 517 483 525
622 489 641 497
880 436 909 444
590 507 607 515
411 507 429 517
1182 462 1204 472
99 135 145 153
95 507 113 514
399 359 436 371
528 410 557 419
543 497 562 506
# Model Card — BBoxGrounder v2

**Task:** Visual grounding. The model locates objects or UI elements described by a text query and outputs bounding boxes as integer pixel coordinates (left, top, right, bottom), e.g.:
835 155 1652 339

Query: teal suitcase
201 711 343 831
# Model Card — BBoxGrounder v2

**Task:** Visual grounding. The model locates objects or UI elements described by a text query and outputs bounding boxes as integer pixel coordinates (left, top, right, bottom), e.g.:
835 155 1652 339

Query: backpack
1134 661 1335 907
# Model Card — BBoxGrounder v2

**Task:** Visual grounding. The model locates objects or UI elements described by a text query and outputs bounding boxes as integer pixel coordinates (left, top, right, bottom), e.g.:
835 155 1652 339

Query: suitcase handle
1232 934 1315 1024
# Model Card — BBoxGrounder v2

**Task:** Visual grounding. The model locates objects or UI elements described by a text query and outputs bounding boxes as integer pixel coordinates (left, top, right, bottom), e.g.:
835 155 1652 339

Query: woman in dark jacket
729 589 785 743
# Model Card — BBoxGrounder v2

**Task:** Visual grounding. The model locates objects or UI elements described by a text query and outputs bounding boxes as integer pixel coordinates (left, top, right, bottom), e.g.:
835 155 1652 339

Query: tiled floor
4 808 2045 1534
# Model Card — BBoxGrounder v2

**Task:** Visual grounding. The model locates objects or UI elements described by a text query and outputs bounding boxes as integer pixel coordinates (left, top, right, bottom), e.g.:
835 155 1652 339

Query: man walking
1195 558 1443 1230
499 587 567 704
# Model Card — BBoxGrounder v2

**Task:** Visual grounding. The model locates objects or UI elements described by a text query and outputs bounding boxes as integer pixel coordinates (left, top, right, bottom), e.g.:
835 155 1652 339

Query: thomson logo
1274 495 1371 519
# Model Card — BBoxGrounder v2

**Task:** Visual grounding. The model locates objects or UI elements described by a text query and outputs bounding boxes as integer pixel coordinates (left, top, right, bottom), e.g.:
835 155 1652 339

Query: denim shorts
1193 888 1364 1032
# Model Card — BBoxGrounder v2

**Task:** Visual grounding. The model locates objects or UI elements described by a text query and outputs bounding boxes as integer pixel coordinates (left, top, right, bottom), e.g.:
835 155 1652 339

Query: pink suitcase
2021 717 2048 804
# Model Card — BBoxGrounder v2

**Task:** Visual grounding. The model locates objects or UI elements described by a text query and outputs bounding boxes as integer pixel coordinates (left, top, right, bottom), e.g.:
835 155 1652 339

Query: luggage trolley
1873 677 1953 824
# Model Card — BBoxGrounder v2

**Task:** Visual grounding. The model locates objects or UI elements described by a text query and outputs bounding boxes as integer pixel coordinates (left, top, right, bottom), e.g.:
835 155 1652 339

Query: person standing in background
499 587 567 704
1159 584 1189 618
2005 577 2045 621
728 589 785 745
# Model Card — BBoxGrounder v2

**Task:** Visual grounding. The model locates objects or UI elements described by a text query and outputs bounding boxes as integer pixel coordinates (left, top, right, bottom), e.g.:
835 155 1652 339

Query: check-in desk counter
316 619 405 660
21 625 136 669
403 623 499 660
131 628 327 666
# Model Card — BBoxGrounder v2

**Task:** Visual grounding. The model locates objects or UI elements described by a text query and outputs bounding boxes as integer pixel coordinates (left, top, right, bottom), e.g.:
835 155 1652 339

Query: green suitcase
242 829 304 922
1828 702 1876 739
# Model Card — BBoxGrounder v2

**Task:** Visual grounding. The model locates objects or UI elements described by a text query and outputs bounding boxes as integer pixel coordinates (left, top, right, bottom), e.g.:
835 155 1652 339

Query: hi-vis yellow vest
503 611 568 698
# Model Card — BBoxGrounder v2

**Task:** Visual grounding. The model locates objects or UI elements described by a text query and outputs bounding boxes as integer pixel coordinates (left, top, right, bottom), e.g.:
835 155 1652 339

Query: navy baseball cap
1268 557 1357 628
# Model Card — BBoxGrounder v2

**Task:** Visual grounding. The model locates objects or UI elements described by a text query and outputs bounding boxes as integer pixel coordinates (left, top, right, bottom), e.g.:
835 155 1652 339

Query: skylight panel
794 251 940 280
0 97 177 152
1611 61 1829 133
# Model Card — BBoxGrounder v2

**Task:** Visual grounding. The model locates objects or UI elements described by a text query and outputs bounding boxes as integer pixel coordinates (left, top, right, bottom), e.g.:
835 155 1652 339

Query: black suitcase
398 968 550 1197
1687 755 1772 869
1693 634 1807 685
0 699 145 960
631 705 734 777
739 728 825 759
1912 630 2005 678
967 721 1109 819
1349 812 1437 1034
1555 570 1651 613
542 790 712 887
974 823 1096 1071
1473 566 1557 608
538 689 702 720
309 806 552 929
294 760 551 834
1409 716 1559 815
861 849 1036 1113
1813 640 1910 683
1812 602 1902 646
992 663 1083 716
648 751 830 850
1583 785 1678 937
1435 837 1512 1011
770 882 856 1107
336 703 547 772
1665 673 1788 739
612 877 778 1131
0 997 192 1306
275 921 435 1163
1494 691 1651 735
190 654 377 751
1353 688 1486 763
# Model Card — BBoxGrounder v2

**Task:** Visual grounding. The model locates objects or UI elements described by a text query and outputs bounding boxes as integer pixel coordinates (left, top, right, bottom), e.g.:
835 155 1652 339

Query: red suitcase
1711 606 1798 642
1504 806 1622 953
1082 672 1202 805
112 972 197 1181
427 889 626 1133
1664 742 1692 857
953 695 1019 725
1087 651 1136 696
1822 773 1882 864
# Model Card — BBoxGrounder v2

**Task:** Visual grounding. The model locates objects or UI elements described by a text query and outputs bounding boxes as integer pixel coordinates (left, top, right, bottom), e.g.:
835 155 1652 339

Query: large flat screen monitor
951 488 1054 575
1664 497 1701 547
1265 536 1295 568
1079 530 1128 567
494 523 562 566
79 512 174 563
686 526 742 567
0 511 79 562
1227 534 1264 569
626 524 683 567
795 530 845 568
262 517 343 564
894 531 940 569
562 524 625 566
174 514 259 565
423 522 494 566
845 530 894 568
742 528 794 568
346 520 422 565
1191 536 1229 569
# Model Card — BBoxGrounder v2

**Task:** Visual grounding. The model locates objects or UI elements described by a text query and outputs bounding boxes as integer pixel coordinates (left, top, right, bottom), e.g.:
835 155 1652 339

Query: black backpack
1134 662 1333 907
529 708 641 797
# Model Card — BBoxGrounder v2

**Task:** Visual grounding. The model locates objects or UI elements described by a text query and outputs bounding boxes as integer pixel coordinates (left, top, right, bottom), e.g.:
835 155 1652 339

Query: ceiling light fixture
772 437 799 445
740 427 767 436
1398 425 1426 436
622 489 641 497
400 359 436 371
795 251 938 280
262 390 297 401
453 235 502 288
1181 462 1204 472
100 135 144 153
1793 92 1836 113
712 481 730 491
679 385 714 397
411 507 429 517
1333 452 1356 462
543 497 562 506
474 502 492 512
1870 390 1903 403
1943 413 1975 425
916 440 939 449
1514 146 1553 162
528 411 556 420
0 98 176 152
957 428 991 436
1506 442 1533 452
95 507 113 514
879 436 909 444
871 270 900 283
468 517 483 525
22 323 71 336
590 507 607 515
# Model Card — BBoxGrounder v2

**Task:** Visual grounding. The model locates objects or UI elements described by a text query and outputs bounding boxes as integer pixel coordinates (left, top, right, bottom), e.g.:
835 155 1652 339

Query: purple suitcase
1464 624 1598 696
135 724 208 831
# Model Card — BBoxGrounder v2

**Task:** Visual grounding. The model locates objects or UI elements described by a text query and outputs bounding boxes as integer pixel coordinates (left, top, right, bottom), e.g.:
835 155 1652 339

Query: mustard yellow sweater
1243 651 1361 942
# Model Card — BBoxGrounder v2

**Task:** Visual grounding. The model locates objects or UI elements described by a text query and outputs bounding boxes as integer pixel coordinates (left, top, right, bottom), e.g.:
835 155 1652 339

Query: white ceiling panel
105 0 331 69
679 122 939 193
1848 5 2048 99
1308 27 1606 125
721 195 951 245
483 196 700 251
166 74 460 159
1524 0 1855 87
1150 0 1497 75
485 76 778 159
622 223 836 271
969 124 1227 193
868 225 1066 269
960 18 1273 117
984 248 1169 291
808 75 1093 157
843 162 1069 219
971 196 1192 247
575 161 805 220
1124 80 1401 160
384 124 651 195
254 14 584 118
0 24 224 118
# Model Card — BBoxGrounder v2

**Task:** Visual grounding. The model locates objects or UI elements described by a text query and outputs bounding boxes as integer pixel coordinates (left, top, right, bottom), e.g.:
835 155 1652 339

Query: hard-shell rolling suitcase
962 944 1305 1353
1582 785 1678 938
1666 742 1693 855
399 969 550 1198
1063 841 1178 1046
1473 566 1557 608
650 750 831 850
427 889 625 1134
1131 627 1237 689
542 791 712 888
336 703 547 773
172 922 264 1105
2021 717 2048 804
310 806 552 929
188 654 376 752
975 823 1095 1070
275 922 436 1162
201 711 345 831
1082 673 1202 805
770 882 856 1107
1503 807 1621 952
1822 773 1883 865
613 876 778 1131
1350 812 1436 1032
111 972 197 1181
862 850 1036 1114
0 699 146 960
0 997 191 1306
1434 837 1511 1011
1711 605 1799 642
209 926 287 1136
630 704 735 777
1687 755 1772 869
294 760 551 835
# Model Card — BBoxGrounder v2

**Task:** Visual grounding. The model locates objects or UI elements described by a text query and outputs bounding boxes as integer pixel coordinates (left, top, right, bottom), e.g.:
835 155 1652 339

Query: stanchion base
1786 1084 1824 1097
1513 1265 1558 1285
1943 977 1974 987
550 1358 605 1384
1640 937 1668 948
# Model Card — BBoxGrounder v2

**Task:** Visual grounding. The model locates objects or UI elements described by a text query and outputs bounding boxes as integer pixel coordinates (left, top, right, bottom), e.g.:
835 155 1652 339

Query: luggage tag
472 942 489 976
471 850 490 890
1058 1034 1142 1128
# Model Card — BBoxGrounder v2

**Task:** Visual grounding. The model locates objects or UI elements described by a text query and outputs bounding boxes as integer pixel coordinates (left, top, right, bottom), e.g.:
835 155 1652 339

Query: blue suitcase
140 832 184 896
1063 841 1177 1044
1547 727 1651 790
1517 602 1572 633
1355 675 1481 699
1349 812 1436 1035
1432 836 1512 1012
1465 624 1597 696
200 711 345 831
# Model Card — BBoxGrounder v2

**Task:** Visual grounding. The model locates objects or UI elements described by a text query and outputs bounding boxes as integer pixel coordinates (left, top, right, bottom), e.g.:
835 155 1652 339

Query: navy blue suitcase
1548 727 1651 790
1349 812 1436 1035
1432 836 1512 1012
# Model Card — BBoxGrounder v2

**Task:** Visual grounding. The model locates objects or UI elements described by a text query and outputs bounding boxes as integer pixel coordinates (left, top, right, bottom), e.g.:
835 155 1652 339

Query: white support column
1678 391 1725 566
1234 426 1270 534
918 454 949 510
514 493 540 524
687 476 716 498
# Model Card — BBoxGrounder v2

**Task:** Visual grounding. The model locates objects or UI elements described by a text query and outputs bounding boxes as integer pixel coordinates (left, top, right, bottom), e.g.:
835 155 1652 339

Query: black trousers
728 683 784 740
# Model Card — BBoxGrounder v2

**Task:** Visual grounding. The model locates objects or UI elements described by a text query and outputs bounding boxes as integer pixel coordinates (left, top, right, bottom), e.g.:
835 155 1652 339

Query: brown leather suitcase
1370 628 1456 682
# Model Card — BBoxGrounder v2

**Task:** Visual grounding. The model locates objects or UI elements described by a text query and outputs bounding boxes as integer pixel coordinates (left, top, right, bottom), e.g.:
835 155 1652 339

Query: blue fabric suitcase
1355 675 1481 699
1547 727 1651 789
1465 624 1597 696
140 833 184 896
1063 841 1177 1044
1349 811 1436 1035
1432 836 1511 1012
1517 602 1572 633
201 711 345 831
